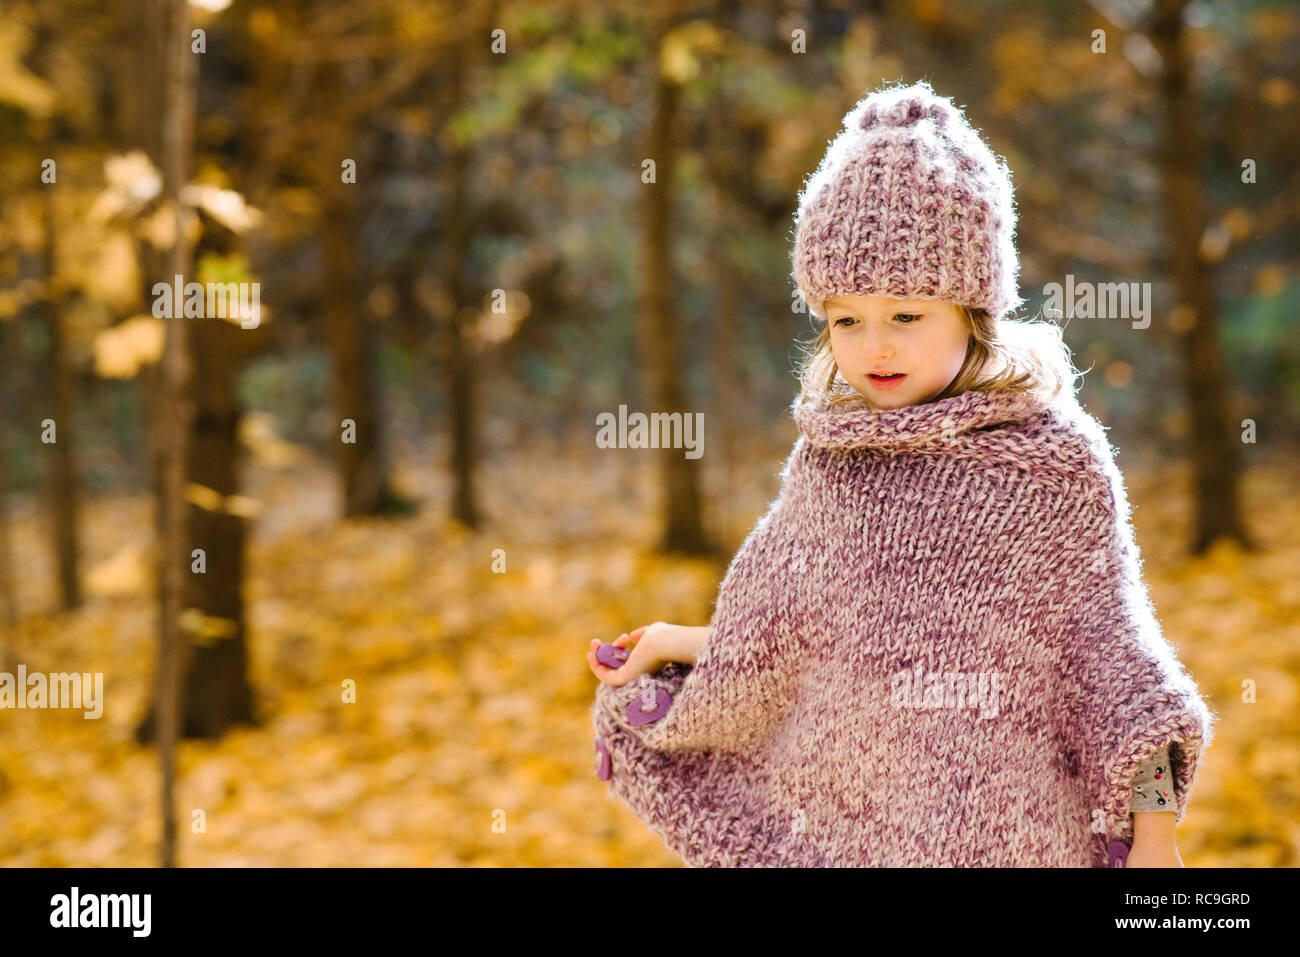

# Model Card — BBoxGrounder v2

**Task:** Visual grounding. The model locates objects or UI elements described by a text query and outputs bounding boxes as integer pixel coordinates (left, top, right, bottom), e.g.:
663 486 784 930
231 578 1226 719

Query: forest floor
0 426 1297 867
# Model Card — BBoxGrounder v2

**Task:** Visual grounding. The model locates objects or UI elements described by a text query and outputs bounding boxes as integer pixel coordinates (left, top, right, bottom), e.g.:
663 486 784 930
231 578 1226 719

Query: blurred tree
165 242 265 742
102 31 262 748
0 308 15 674
640 2 713 556
7 14 87 612
236 1 419 519
436 1 503 529
321 57 402 519
1149 0 1252 552
151 0 196 870
1056 0 1263 553
36 114 81 611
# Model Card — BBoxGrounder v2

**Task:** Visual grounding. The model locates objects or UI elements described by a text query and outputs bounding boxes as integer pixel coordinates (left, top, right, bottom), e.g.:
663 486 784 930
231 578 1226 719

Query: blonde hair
794 303 1082 410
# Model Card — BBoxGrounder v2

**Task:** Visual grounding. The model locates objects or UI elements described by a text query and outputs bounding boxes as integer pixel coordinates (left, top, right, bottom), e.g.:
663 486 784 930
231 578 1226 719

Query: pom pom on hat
846 83 958 133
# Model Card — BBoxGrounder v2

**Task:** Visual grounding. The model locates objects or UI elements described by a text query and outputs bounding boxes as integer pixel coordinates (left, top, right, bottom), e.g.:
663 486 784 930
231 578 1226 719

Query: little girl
586 80 1215 868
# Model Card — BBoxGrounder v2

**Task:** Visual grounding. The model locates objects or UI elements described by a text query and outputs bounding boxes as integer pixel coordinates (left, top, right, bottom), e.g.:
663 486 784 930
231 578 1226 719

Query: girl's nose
860 323 895 362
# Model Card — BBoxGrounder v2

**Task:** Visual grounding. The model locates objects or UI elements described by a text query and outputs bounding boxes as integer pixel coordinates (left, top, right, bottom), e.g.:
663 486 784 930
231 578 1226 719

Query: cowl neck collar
791 386 1052 453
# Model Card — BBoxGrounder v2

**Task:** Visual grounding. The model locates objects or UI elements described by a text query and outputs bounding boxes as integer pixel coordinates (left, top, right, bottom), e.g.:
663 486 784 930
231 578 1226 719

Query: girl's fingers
588 633 649 685
586 648 627 685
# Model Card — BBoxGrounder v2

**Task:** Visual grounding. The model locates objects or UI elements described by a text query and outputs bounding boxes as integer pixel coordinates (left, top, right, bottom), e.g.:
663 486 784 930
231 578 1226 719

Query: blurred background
0 0 1296 867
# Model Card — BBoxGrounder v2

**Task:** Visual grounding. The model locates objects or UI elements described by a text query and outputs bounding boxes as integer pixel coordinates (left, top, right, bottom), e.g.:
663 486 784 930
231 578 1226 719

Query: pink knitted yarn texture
791 79 1022 322
591 388 1216 867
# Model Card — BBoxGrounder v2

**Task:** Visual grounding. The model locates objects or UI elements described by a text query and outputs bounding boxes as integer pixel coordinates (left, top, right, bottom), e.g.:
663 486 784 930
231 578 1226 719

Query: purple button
594 738 610 781
1107 840 1129 868
626 687 672 726
596 643 629 669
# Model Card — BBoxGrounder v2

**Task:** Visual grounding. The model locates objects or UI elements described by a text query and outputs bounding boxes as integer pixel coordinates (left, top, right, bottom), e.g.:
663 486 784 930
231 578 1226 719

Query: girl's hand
586 621 686 687
1124 838 1184 868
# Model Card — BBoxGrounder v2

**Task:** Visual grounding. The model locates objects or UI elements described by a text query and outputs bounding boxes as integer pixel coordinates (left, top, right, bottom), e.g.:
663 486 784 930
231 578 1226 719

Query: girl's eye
832 314 921 326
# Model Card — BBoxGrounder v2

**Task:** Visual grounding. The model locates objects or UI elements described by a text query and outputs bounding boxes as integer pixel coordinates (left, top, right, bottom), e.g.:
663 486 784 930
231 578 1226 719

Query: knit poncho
590 387 1216 867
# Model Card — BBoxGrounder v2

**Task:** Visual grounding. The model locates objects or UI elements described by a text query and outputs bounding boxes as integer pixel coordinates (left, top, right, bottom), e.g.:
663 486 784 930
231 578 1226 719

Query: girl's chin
863 390 913 407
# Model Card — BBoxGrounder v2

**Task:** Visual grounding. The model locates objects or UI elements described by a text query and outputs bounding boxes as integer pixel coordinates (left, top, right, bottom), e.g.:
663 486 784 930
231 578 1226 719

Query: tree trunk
181 319 258 735
641 8 713 557
153 0 196 869
707 188 740 536
135 326 263 747
439 21 480 529
113 0 170 632
702 87 746 544
322 182 396 517
134 5 275 750
1150 0 1253 554
28 24 83 613
320 59 400 519
0 304 18 675
41 179 82 611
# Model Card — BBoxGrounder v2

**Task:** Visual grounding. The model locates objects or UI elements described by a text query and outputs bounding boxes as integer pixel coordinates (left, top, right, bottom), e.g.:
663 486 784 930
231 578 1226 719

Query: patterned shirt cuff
1130 744 1177 812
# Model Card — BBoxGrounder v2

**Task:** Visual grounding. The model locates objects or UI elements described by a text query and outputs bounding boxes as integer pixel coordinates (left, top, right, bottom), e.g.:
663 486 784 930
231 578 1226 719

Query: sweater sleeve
1055 456 1216 849
591 440 808 757
591 551 805 756
589 650 796 867
587 443 813 866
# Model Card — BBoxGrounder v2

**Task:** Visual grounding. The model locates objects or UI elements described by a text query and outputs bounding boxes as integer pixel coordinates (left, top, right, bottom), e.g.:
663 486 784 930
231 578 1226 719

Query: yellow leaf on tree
184 482 227 512
94 315 164 379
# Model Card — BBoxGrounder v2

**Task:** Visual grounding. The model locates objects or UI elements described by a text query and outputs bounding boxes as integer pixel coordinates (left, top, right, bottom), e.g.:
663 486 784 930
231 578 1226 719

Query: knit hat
791 79 1022 322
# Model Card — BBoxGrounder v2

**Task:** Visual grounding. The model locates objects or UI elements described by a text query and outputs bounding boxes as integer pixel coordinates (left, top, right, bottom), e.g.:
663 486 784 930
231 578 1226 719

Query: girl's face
824 294 971 409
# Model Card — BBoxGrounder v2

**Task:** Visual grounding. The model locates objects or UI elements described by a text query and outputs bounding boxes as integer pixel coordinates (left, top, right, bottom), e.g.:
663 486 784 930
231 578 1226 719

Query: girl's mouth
867 373 907 390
